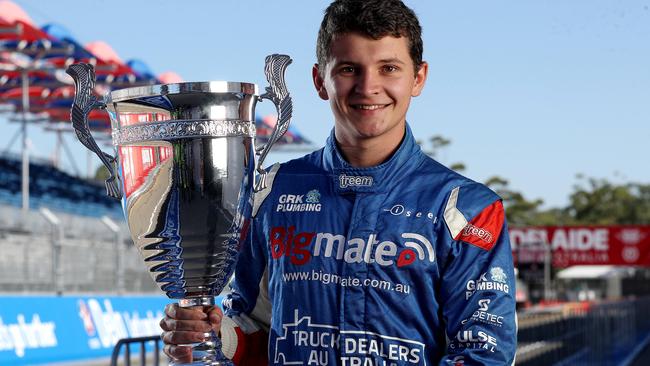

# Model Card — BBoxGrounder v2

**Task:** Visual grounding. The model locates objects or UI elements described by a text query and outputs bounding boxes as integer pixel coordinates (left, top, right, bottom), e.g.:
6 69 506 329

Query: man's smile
350 103 391 110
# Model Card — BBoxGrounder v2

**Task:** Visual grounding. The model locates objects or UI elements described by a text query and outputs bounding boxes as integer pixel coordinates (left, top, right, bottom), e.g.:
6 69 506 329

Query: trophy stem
171 297 233 366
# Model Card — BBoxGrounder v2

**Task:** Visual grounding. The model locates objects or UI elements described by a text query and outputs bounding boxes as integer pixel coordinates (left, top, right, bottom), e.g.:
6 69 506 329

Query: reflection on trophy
65 55 292 366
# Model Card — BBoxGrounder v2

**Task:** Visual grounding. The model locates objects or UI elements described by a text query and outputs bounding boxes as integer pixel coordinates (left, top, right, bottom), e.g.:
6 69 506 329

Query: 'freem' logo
269 227 434 267
339 174 373 189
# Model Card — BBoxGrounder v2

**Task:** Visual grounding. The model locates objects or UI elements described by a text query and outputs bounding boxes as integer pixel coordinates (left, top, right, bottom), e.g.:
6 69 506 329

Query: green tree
429 135 450 158
417 135 464 172
417 136 650 226
566 175 650 225
484 176 556 226
449 162 466 173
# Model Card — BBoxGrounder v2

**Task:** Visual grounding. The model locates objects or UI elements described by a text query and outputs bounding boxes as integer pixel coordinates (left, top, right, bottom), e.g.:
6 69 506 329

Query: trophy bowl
66 55 292 365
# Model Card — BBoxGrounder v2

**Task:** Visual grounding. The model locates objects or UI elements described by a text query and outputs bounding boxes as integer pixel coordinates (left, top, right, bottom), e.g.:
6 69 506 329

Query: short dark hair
316 0 423 73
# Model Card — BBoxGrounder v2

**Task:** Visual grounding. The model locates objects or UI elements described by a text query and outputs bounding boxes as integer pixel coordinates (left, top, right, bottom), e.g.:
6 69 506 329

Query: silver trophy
66 55 292 365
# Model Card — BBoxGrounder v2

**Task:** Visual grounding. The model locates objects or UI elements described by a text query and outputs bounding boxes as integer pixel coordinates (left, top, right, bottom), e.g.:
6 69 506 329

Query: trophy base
171 297 233 366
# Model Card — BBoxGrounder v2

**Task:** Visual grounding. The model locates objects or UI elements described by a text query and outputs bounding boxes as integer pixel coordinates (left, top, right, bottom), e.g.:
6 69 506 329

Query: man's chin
351 125 384 139
355 121 405 138
335 119 404 143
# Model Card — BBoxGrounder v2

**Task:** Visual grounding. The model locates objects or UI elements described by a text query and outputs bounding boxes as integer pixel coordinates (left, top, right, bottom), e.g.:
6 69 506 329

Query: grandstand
0 152 156 294
0 152 121 219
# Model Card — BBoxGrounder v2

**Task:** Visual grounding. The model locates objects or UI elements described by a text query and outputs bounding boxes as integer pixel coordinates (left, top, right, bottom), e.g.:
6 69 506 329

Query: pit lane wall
0 295 171 365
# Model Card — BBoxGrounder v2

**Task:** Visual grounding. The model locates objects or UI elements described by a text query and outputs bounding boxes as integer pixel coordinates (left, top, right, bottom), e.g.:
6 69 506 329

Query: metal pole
117 230 124 294
88 239 97 291
23 229 30 291
21 70 30 221
40 208 63 294
55 223 64 294
544 240 552 301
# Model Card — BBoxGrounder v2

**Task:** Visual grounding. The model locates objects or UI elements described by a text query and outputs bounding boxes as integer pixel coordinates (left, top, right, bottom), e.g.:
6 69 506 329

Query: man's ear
411 61 429 97
312 64 329 100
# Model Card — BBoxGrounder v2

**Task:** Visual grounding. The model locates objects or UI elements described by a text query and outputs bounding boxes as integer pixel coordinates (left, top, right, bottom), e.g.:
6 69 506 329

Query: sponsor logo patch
461 299 505 327
457 200 504 251
490 267 507 283
450 330 498 353
305 189 320 203
618 228 645 245
339 174 373 189
384 204 438 225
276 190 322 212
462 224 494 244
270 227 434 268
447 356 465 365
465 268 510 300
275 310 426 365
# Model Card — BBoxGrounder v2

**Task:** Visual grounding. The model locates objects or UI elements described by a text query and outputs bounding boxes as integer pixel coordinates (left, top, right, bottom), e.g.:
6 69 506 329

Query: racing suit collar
324 123 424 194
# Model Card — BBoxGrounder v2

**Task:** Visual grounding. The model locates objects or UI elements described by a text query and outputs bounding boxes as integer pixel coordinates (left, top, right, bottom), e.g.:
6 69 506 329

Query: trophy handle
65 63 122 200
255 54 293 192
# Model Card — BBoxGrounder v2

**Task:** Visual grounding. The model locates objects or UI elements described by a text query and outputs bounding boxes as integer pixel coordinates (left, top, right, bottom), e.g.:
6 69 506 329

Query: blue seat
0 155 121 218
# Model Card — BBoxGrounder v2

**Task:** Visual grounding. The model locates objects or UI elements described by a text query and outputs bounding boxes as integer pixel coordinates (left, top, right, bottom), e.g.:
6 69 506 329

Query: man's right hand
159 303 223 363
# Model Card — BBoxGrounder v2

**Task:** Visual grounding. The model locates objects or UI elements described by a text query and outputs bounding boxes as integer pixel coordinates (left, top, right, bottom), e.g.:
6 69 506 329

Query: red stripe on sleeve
456 200 505 251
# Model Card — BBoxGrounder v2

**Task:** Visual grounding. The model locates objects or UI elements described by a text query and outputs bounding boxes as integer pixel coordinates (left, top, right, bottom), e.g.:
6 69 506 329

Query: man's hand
159 303 223 363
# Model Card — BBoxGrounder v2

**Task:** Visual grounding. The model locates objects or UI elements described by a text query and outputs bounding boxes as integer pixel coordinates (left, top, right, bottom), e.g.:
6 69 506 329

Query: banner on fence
0 295 222 365
509 226 650 267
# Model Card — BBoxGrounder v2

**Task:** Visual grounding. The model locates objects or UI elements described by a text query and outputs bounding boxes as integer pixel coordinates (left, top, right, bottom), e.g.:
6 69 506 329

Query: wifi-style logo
397 233 435 267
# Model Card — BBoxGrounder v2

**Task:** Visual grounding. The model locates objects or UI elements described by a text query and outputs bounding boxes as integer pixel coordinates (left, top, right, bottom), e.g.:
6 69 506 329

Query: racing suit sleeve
220 217 271 365
438 189 517 365
220 164 281 365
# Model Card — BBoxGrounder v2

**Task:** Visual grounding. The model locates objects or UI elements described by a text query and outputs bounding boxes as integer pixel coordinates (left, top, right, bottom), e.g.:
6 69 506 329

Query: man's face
313 32 427 147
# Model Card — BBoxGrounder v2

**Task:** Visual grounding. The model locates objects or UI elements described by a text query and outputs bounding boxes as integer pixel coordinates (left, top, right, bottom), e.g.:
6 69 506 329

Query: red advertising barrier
509 226 650 267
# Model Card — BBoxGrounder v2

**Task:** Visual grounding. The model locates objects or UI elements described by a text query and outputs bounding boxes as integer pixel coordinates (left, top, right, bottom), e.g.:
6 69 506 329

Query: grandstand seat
0 154 122 218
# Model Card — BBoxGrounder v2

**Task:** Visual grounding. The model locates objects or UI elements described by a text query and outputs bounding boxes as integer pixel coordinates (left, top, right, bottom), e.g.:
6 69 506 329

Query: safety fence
516 296 650 366
0 203 156 294
110 336 163 366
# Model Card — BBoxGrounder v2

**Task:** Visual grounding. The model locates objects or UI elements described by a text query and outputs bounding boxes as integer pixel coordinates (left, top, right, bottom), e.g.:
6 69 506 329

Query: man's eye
339 66 355 73
382 65 398 73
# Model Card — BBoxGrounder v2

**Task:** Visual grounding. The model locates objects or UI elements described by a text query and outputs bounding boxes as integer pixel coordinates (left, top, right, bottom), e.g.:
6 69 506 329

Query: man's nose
354 70 380 95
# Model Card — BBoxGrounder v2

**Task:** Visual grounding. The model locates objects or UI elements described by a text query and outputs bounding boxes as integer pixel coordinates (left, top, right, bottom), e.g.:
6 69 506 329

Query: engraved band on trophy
66 54 292 366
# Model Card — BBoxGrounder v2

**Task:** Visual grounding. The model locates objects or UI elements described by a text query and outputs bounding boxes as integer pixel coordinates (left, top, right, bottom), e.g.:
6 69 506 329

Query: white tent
556 265 635 279
557 265 638 300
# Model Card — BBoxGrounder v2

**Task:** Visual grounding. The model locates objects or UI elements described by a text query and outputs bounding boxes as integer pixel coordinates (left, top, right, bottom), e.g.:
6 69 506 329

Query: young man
161 0 517 364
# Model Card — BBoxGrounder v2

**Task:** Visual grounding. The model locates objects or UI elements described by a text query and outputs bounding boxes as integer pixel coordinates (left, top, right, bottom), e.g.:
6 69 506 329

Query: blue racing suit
222 125 517 365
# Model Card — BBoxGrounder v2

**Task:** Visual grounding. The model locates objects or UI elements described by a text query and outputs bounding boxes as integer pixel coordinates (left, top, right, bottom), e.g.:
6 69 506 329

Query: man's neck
335 130 405 168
